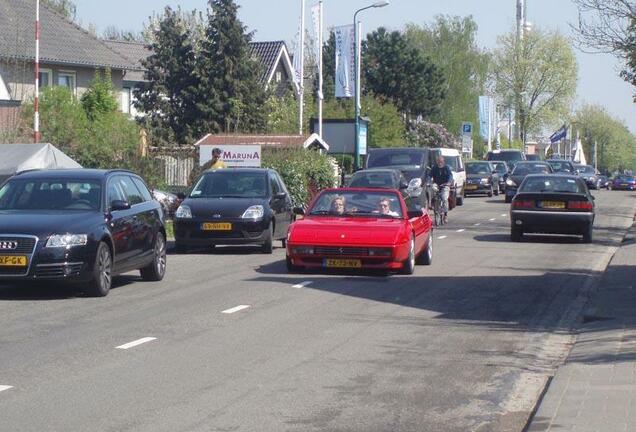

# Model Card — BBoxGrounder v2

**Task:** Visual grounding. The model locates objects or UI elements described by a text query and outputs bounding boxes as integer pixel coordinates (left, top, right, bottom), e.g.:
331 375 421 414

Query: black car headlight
241 205 264 219
46 234 88 248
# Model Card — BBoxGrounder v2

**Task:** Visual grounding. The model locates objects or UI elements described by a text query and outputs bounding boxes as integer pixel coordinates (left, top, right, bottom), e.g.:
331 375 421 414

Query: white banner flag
334 24 355 98
310 4 321 66
292 26 302 90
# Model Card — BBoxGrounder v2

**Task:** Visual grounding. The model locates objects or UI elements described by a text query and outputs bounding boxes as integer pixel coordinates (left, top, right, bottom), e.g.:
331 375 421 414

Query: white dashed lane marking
0 385 13 393
456 229 465 233
222 305 251 314
489 218 496 221
474 223 481 226
438 236 448 240
292 281 313 289
116 337 157 350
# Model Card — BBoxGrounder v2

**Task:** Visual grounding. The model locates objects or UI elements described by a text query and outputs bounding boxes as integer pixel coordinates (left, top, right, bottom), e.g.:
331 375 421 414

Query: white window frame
38 68 53 89
275 71 282 83
121 87 132 115
57 70 77 95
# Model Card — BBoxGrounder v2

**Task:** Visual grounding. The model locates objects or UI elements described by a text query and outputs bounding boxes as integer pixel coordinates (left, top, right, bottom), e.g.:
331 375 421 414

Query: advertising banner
199 145 261 168
334 25 355 98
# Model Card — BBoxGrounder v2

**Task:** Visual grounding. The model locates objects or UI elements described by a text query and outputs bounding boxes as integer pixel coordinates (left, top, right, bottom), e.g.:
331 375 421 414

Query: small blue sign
462 122 473 135
359 123 368 156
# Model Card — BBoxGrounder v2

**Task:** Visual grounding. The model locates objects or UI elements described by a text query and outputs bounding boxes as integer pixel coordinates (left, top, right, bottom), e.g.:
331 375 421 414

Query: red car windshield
310 191 403 219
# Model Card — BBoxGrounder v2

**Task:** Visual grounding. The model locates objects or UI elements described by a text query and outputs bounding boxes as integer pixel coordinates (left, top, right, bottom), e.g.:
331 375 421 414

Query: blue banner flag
550 125 567 143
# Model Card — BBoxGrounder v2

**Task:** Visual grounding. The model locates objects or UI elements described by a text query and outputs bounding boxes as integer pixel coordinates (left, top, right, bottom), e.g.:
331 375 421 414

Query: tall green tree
492 29 578 142
42 0 76 21
81 69 119 121
198 0 266 134
363 27 446 121
134 7 201 144
404 16 489 137
575 104 636 173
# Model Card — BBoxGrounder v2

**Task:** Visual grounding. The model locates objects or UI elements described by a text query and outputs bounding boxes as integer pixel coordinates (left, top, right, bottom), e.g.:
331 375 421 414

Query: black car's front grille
198 231 244 239
0 266 30 276
35 263 84 279
314 246 369 256
0 237 37 254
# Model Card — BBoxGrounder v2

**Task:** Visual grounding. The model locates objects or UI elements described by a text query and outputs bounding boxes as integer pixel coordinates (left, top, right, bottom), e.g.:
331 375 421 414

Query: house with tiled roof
0 0 139 112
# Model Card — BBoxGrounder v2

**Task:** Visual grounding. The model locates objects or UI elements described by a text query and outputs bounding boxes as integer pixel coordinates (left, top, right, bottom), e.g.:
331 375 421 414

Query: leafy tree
575 104 636 173
406 121 459 149
134 7 201 144
492 29 578 143
363 27 446 121
198 0 266 134
265 92 298 134
405 16 489 138
81 69 119 121
102 26 145 42
42 0 76 21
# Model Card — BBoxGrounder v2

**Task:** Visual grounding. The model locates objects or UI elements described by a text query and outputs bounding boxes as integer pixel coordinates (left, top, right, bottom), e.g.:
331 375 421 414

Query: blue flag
550 125 567 143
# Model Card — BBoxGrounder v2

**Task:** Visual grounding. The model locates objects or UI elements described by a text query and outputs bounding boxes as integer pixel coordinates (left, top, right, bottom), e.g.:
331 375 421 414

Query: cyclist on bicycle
431 156 453 224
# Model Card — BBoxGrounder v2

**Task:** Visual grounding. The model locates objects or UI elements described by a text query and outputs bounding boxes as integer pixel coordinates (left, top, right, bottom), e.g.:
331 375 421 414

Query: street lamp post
354 1 389 170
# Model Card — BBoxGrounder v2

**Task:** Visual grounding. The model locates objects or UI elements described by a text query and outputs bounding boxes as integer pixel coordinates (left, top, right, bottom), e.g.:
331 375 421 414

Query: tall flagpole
317 0 323 138
298 0 305 135
34 0 40 143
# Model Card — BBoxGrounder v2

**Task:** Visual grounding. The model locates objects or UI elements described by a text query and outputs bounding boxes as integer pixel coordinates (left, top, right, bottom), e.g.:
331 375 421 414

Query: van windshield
367 150 426 170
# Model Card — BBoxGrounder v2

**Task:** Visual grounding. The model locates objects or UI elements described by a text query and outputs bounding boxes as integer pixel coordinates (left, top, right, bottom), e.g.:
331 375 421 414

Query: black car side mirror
293 207 305 216
110 200 131 211
274 192 287 200
407 209 424 219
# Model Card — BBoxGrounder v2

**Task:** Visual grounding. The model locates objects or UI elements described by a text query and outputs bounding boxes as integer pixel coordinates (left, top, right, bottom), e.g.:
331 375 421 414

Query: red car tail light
512 199 534 209
568 201 593 211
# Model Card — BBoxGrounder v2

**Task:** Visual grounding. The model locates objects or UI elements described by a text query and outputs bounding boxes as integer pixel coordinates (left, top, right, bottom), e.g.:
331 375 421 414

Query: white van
429 148 466 206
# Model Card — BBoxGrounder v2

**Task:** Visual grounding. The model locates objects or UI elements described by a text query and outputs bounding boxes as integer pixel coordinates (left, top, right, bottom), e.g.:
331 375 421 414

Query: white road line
474 223 481 226
116 337 157 350
292 281 313 289
0 385 13 393
222 305 251 314
501 214 507 217
438 235 448 240
456 229 465 233
489 218 496 221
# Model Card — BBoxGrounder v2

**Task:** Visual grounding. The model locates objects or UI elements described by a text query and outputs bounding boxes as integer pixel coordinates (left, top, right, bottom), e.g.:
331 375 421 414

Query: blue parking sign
462 122 473 135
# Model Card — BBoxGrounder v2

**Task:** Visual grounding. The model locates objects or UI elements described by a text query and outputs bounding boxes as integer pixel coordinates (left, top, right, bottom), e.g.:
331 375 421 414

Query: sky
73 0 636 134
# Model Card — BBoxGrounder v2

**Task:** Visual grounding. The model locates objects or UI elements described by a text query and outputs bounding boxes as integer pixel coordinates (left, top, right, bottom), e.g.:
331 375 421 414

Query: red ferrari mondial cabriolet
286 188 433 274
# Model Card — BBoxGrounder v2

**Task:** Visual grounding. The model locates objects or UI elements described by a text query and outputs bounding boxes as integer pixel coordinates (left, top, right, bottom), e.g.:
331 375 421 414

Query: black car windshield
310 191 403 219
577 165 595 174
492 162 508 173
512 163 551 176
0 179 102 211
367 151 425 169
487 151 523 163
191 171 267 198
349 172 396 188
466 163 491 175
547 161 574 173
520 176 586 194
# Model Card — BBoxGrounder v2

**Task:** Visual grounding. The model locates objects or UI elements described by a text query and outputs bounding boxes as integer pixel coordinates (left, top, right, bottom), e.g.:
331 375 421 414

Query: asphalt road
0 190 634 432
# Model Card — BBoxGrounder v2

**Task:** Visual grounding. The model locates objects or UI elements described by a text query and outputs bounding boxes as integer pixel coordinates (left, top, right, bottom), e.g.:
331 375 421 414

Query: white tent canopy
0 143 82 184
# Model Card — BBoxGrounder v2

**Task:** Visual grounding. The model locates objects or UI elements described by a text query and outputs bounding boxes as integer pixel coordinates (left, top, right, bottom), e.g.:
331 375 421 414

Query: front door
106 178 136 268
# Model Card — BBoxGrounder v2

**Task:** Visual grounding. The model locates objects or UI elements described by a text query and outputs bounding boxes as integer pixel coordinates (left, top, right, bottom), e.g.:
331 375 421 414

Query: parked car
152 189 181 217
465 161 499 197
429 148 466 206
510 174 595 243
491 161 510 193
0 169 167 296
609 174 636 191
366 147 437 209
597 175 610 189
574 165 601 189
546 159 576 175
504 161 553 203
286 188 433 274
486 149 526 170
173 168 293 254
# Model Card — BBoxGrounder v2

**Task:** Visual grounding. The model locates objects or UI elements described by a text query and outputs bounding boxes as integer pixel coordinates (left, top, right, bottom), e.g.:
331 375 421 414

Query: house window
38 68 52 89
275 71 282 83
58 71 76 93
121 87 131 114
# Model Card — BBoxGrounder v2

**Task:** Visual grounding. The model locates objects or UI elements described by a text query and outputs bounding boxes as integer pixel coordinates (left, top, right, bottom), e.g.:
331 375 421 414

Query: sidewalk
528 223 636 432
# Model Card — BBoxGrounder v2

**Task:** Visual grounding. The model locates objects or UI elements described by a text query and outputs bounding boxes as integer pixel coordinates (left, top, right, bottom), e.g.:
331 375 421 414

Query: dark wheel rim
156 235 166 276
98 246 112 290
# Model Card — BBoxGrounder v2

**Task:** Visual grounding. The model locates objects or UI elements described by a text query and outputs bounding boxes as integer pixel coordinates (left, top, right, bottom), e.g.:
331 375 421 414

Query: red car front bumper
287 242 410 270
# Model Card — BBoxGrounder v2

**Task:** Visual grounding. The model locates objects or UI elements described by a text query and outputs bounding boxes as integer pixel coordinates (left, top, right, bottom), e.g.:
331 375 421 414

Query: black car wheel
262 223 274 254
401 235 416 275
141 232 167 282
494 184 500 196
582 223 593 244
456 186 464 206
511 227 523 242
86 242 112 297
505 195 512 204
416 234 433 266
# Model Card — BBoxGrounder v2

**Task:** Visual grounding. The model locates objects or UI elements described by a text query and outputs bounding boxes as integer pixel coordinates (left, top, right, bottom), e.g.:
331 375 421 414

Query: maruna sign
199 145 262 167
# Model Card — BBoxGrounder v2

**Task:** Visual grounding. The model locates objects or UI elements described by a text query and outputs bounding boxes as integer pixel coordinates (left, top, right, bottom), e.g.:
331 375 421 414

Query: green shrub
262 148 338 206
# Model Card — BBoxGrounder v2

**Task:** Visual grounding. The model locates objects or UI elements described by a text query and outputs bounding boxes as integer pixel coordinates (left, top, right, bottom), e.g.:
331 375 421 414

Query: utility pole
34 0 40 143
298 0 305 136
516 0 526 41
317 0 323 138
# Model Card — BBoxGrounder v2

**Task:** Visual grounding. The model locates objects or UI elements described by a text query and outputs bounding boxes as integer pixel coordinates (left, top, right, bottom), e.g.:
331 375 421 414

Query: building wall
0 60 124 102
270 61 295 97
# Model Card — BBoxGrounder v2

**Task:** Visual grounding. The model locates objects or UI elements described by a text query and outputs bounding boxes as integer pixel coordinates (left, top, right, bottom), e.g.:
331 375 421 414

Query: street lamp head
372 0 389 7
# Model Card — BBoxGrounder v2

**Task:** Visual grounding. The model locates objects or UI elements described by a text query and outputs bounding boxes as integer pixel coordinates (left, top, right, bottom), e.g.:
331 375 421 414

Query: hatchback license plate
540 201 565 209
0 256 28 267
325 259 362 269
202 223 232 231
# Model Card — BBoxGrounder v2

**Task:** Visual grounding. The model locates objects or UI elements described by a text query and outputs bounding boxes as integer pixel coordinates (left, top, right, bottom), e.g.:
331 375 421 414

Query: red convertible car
286 188 433 274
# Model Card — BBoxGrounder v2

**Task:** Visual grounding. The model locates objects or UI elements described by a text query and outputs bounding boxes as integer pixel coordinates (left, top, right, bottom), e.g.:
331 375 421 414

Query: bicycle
432 183 451 227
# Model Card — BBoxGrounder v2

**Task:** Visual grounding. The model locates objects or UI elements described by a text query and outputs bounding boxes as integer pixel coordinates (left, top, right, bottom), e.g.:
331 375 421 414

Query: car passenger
376 197 399 217
330 196 346 215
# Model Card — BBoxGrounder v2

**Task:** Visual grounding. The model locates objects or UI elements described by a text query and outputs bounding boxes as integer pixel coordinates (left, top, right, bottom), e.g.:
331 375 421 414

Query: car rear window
512 164 551 176
520 177 586 194
466 163 491 175
547 161 574 173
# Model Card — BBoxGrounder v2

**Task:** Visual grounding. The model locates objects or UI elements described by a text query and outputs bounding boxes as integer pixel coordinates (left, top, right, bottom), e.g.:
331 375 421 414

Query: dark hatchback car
486 149 526 170
510 174 595 243
504 161 553 203
609 174 636 190
174 168 293 254
574 165 600 189
465 161 499 197
0 169 167 296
